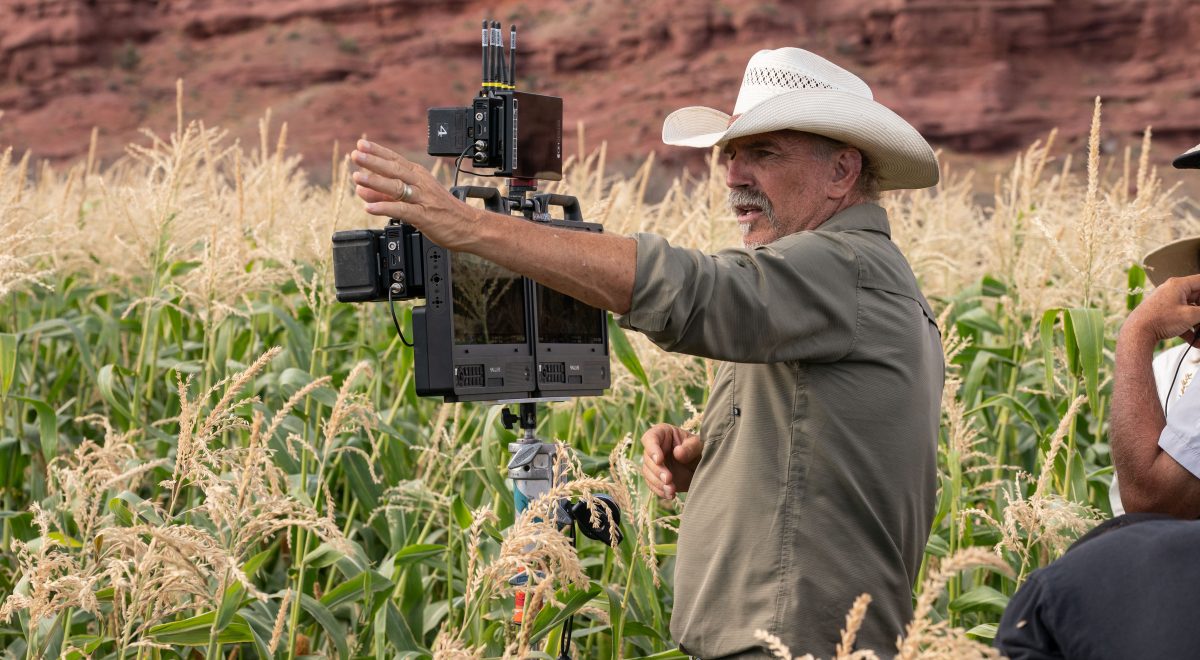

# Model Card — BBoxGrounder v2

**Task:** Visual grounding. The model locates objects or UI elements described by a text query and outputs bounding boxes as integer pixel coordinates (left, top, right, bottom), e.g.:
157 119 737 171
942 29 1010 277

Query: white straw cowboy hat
1141 143 1200 286
662 47 940 191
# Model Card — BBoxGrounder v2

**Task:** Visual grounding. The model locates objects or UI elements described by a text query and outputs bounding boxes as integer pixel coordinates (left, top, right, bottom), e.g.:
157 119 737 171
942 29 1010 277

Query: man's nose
725 157 752 189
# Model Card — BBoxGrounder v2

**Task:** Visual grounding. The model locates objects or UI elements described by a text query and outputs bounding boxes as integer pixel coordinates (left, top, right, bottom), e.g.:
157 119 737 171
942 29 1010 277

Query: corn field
0 90 1191 659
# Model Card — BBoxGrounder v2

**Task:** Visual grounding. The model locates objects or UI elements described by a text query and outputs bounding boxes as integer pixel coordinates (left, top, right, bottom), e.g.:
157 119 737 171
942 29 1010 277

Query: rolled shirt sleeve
617 230 860 363
1158 379 1200 479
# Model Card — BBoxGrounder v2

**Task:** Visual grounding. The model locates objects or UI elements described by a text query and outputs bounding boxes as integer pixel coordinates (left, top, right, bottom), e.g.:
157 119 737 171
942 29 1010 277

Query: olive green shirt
619 203 941 658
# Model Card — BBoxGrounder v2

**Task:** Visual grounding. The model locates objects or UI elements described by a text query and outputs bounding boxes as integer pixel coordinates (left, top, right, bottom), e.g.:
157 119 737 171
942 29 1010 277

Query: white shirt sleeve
1159 357 1200 480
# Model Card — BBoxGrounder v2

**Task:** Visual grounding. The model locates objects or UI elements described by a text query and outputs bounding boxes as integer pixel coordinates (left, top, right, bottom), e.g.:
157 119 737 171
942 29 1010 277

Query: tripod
501 401 623 659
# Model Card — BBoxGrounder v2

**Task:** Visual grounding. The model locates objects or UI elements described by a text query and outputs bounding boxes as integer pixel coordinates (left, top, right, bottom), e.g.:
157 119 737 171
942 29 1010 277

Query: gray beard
728 188 779 248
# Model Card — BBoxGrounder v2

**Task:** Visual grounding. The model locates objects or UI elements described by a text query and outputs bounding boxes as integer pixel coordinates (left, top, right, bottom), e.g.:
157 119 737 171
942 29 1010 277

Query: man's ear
828 148 863 199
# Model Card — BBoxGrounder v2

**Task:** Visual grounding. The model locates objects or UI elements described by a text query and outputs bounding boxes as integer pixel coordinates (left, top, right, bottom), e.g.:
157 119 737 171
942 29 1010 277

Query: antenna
509 24 517 88
481 19 490 87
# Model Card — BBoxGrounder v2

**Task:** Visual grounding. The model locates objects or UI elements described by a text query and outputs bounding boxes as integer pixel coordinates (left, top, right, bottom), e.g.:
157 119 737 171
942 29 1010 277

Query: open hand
351 139 482 250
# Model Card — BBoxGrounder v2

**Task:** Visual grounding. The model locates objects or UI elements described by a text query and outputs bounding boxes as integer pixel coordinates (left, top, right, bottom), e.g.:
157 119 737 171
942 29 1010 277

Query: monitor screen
451 253 527 345
536 284 604 345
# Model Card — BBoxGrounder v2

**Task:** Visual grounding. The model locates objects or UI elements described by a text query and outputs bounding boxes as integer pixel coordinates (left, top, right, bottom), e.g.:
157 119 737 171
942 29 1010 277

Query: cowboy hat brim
1174 143 1200 170
1143 236 1200 286
662 88 940 191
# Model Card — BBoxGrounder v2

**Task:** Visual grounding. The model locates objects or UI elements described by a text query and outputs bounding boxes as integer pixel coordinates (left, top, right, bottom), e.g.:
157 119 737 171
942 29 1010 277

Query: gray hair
796 132 882 201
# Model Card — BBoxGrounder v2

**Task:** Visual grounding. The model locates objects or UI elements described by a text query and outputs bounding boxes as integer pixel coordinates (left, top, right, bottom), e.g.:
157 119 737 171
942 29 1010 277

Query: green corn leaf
961 349 997 406
381 600 423 653
320 570 392 612
451 493 473 529
238 602 277 660
621 620 664 641
1040 308 1062 393
652 544 676 557
1127 264 1146 311
96 364 135 423
607 315 649 389
924 533 950 558
147 610 255 645
980 275 1009 297
393 543 446 567
108 492 164 527
272 305 313 372
528 584 603 644
608 585 627 660
968 393 1040 432
299 593 349 660
955 306 1005 336
13 396 59 464
949 585 1009 615
1065 307 1105 407
0 333 17 400
216 546 274 633
966 623 999 641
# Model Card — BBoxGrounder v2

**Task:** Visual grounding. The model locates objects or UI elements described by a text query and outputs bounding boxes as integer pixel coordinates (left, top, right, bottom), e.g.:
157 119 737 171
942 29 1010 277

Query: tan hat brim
661 89 939 191
1143 236 1200 286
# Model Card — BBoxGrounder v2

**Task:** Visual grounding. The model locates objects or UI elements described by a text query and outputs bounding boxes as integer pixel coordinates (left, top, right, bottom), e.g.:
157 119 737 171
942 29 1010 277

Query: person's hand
1125 274 1200 345
351 140 482 250
640 424 703 500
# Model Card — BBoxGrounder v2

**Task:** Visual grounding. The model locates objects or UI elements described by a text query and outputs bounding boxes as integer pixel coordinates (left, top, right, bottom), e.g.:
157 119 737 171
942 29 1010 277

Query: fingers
1163 274 1200 302
352 152 417 188
673 432 703 465
357 139 403 162
640 425 668 462
640 424 677 499
352 170 415 204
355 185 395 205
641 461 670 499
361 199 410 219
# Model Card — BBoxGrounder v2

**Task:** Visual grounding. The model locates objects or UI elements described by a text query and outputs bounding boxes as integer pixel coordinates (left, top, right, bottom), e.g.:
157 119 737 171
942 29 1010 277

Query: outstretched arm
351 140 637 314
1111 274 1200 518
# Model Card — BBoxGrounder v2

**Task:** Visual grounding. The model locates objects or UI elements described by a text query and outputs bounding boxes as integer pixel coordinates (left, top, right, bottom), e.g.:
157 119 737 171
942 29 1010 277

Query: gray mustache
727 189 773 216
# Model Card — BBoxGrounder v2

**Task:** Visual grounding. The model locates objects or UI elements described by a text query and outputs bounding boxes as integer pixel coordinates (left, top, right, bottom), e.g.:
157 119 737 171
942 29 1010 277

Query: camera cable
387 284 414 348
453 143 475 188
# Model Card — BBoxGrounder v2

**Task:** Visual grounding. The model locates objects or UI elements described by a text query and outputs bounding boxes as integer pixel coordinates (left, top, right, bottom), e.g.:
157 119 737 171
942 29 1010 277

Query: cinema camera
331 21 610 404
331 21 621 654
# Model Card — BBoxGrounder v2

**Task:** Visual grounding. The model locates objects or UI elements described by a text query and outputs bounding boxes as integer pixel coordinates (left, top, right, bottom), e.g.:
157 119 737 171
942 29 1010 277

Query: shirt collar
815 203 891 238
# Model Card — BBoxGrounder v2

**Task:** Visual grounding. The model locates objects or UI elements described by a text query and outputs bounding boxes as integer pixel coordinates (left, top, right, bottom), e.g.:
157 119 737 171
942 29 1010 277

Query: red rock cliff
1 0 1198 177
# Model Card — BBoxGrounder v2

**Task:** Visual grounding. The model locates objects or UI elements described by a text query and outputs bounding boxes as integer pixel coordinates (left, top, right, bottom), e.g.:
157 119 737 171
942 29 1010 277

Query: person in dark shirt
994 513 1198 659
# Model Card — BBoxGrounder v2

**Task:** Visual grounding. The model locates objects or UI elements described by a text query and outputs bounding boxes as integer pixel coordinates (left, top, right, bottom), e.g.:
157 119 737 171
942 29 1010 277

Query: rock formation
1 0 1198 179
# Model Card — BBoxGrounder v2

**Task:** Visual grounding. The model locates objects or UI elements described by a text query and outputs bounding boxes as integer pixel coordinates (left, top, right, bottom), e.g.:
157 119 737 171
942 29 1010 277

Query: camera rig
330 19 622 658
332 20 610 403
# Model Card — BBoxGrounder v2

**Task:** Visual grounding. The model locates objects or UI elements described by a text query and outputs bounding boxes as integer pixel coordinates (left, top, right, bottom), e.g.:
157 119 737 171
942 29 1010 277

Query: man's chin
741 229 777 249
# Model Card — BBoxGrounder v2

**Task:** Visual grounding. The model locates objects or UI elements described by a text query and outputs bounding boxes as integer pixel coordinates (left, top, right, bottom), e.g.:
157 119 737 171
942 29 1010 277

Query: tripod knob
501 407 520 430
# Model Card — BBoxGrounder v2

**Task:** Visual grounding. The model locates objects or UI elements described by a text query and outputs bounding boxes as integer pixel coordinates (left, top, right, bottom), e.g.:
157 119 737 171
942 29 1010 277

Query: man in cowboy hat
1110 143 1200 519
351 47 942 657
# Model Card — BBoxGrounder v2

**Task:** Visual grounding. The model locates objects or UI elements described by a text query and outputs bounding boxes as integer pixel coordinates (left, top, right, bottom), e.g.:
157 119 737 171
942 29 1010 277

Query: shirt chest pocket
700 362 739 446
